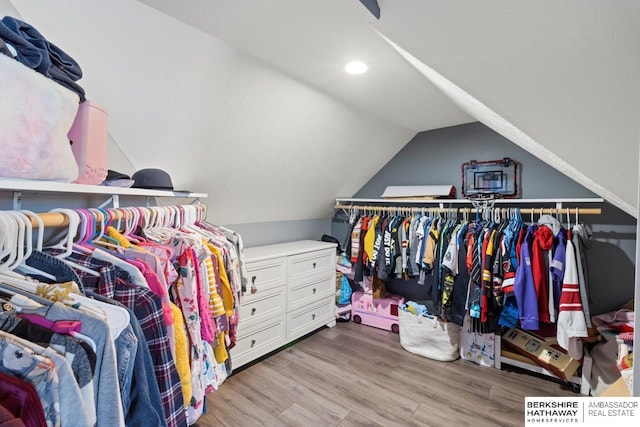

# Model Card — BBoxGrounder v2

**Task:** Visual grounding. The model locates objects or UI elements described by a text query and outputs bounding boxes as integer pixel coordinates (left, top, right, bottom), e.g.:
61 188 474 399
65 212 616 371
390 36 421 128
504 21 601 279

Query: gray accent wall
332 122 636 315
356 121 597 199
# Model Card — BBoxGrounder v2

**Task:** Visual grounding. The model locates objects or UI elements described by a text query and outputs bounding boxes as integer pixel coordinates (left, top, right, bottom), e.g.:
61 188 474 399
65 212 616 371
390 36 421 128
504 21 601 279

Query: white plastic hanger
9 211 27 270
48 208 100 277
0 213 19 273
11 211 56 280
21 210 44 251
15 210 58 282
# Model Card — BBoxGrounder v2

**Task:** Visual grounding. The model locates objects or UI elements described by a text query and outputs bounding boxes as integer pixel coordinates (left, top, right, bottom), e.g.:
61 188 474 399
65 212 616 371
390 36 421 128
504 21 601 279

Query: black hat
105 169 131 181
131 168 174 190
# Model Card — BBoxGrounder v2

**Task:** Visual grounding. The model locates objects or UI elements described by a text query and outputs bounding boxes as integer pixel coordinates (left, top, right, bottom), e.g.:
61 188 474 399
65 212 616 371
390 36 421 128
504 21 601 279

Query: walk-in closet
1 1 638 426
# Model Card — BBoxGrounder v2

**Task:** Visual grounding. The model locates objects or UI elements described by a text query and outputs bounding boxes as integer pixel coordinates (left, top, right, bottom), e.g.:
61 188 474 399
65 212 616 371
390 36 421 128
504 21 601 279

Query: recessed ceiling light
345 61 368 74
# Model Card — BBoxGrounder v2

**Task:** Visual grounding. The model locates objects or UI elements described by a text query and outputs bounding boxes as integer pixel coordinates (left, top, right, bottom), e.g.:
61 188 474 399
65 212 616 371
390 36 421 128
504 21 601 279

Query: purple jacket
550 230 567 318
513 226 539 330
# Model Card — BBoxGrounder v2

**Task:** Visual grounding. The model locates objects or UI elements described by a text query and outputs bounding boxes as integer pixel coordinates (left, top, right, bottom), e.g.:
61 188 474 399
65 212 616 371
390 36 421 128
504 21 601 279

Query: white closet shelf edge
335 197 605 205
0 178 207 198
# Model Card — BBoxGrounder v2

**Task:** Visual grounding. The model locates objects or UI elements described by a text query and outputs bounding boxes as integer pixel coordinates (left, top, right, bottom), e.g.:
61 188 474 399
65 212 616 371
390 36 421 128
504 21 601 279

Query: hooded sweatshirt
556 239 588 359
532 225 553 324
514 226 539 330
572 223 593 328
538 214 562 322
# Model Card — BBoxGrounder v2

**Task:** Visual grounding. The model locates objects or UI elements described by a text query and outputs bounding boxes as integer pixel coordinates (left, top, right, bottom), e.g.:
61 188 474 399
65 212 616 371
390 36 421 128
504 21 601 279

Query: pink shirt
126 258 174 328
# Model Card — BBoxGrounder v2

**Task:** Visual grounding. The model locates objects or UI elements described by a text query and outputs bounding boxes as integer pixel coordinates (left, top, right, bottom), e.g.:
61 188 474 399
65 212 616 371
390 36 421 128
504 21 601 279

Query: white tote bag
398 309 460 362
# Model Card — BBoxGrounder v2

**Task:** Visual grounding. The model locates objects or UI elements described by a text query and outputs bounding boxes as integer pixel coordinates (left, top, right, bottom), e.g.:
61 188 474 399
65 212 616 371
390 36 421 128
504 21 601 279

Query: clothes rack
0 201 245 427
15 205 207 229
334 204 601 215
335 197 603 395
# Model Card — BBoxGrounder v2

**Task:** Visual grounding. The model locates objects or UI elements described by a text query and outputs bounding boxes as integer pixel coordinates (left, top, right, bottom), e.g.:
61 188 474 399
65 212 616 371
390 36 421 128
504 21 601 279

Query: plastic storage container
351 291 405 333
68 101 108 185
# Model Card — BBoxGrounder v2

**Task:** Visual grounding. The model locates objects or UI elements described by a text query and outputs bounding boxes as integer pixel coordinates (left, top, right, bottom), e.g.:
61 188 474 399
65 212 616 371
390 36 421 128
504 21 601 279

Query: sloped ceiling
6 0 428 225
374 0 640 216
5 1 639 221
140 0 640 217
136 0 473 132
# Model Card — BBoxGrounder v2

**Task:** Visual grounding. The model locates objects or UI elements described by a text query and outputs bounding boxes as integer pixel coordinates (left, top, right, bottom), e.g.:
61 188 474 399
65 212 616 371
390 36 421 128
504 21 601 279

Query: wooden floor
196 322 579 427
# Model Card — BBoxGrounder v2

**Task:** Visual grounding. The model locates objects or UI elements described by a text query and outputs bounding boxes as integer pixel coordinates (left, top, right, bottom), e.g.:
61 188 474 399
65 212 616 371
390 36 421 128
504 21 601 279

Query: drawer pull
250 339 256 348
312 288 316 294
251 308 257 316
312 313 316 320
312 262 317 269
251 275 257 294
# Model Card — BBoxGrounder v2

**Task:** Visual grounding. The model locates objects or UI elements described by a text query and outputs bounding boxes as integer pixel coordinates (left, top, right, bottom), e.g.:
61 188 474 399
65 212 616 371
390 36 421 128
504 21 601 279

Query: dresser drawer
286 298 335 341
287 275 334 312
244 257 286 298
287 249 334 282
238 288 286 331
230 318 286 369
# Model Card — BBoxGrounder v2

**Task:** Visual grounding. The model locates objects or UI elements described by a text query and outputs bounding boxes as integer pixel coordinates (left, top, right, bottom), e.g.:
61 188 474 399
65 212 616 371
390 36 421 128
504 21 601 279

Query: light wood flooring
196 321 579 427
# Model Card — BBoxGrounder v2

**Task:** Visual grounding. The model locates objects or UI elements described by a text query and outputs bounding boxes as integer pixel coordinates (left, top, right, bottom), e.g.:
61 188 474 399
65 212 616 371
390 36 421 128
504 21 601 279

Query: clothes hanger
5 211 26 271
0 215 11 265
92 208 122 249
48 208 100 277
0 213 19 273
15 210 58 282
9 211 30 269
46 207 80 256
75 208 90 245
98 208 121 246
0 212 53 282
73 208 96 253
0 212 35 280
21 210 44 251
119 207 141 244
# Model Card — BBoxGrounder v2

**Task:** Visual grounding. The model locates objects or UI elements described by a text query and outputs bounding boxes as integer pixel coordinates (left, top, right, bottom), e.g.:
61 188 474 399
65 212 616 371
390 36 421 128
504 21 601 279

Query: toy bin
351 291 405 333
68 100 109 185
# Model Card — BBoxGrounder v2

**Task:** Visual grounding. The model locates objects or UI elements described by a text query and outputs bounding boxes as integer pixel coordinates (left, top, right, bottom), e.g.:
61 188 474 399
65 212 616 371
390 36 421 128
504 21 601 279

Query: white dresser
229 240 337 369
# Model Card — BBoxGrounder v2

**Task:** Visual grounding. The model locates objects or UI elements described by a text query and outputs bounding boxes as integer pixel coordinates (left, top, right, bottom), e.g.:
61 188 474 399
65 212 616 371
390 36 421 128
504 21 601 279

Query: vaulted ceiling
6 0 639 223
140 0 640 217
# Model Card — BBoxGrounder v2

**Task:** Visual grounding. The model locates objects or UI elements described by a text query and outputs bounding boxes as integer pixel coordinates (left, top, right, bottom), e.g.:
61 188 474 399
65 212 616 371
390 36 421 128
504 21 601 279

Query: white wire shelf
335 197 604 205
0 178 207 198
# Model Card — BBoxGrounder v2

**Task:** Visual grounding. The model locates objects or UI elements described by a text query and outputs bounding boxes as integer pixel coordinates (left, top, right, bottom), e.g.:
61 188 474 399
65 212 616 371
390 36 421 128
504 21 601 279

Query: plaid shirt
65 252 186 427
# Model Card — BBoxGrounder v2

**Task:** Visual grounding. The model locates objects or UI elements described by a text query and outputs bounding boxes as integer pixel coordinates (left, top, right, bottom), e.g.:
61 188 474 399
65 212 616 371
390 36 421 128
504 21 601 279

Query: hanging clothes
0 205 246 427
338 205 593 345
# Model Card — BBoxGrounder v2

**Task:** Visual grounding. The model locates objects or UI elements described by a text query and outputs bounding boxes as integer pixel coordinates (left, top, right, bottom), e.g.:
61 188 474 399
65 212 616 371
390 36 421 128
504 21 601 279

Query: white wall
7 0 415 225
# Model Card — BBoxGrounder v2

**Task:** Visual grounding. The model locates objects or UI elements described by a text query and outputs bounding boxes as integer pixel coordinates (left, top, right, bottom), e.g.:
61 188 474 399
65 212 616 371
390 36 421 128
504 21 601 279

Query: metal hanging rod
10 205 208 229
334 204 602 215
335 197 604 204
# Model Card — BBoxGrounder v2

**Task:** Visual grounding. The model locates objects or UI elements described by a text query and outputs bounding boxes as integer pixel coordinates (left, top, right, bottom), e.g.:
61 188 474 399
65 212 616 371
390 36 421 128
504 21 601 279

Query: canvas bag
398 309 460 361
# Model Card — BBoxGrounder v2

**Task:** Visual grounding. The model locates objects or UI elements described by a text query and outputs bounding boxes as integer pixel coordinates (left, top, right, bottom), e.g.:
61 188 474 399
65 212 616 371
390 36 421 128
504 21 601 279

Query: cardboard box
502 328 581 382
